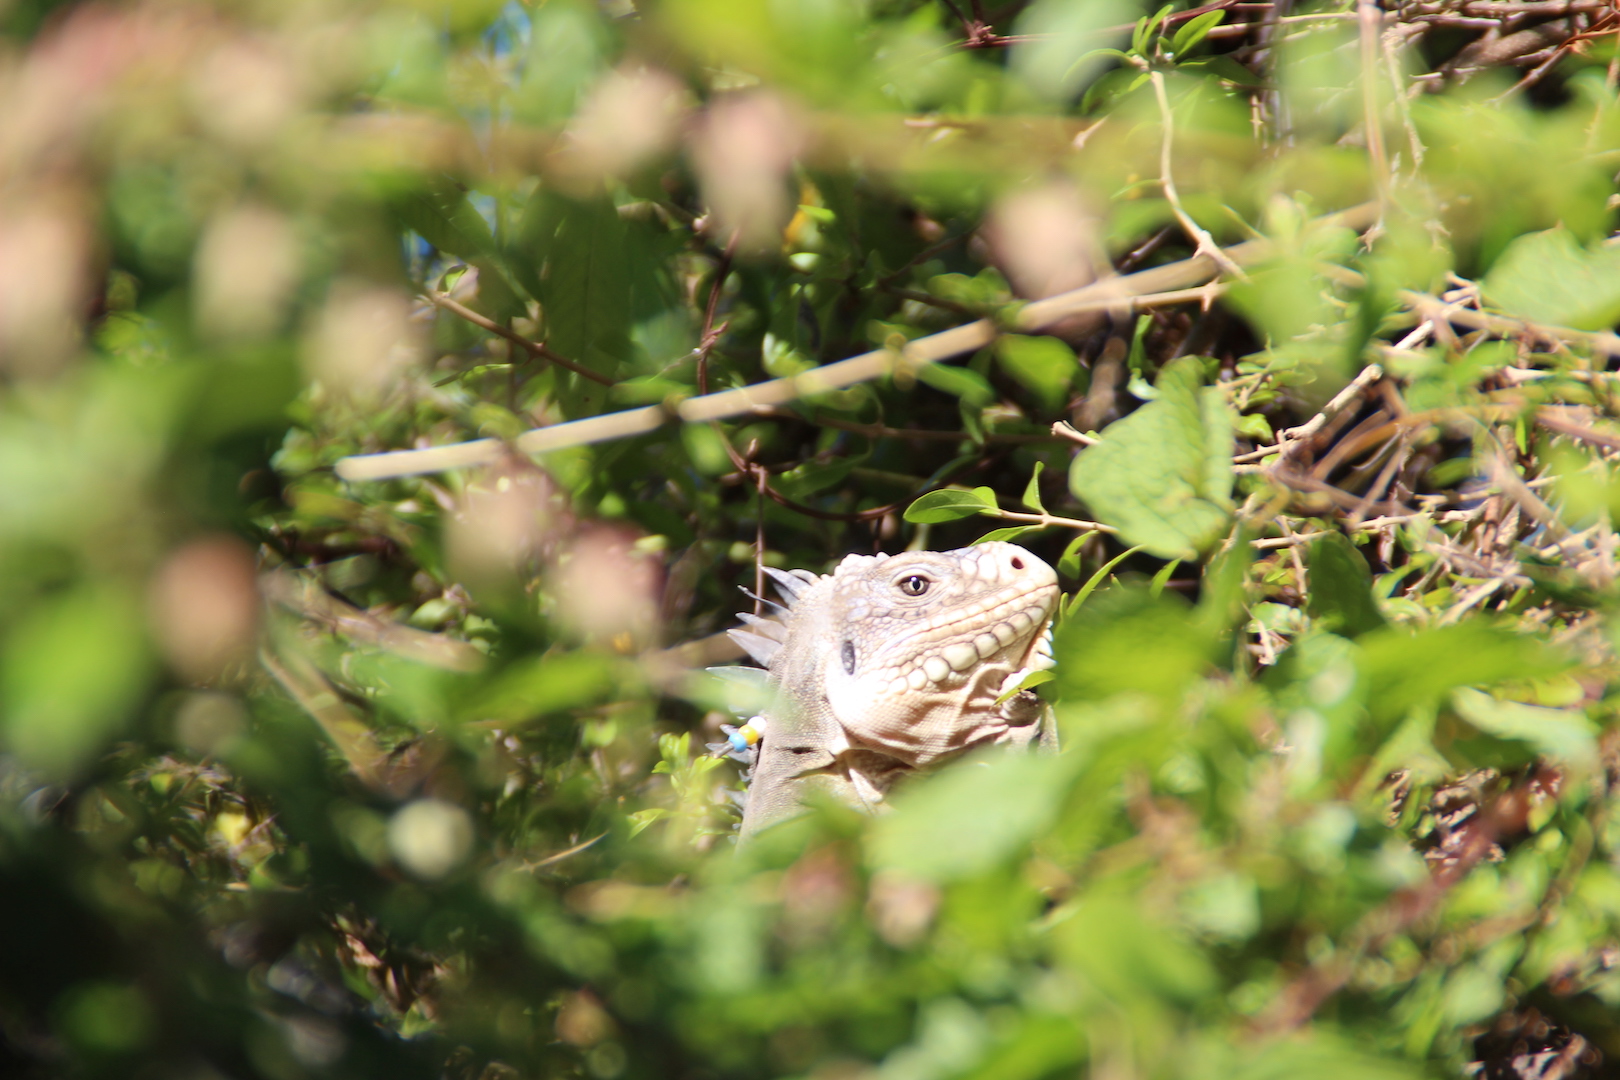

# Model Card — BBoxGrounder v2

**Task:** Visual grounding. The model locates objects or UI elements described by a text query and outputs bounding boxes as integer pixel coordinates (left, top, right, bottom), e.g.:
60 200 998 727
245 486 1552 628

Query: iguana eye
898 575 930 596
841 640 856 674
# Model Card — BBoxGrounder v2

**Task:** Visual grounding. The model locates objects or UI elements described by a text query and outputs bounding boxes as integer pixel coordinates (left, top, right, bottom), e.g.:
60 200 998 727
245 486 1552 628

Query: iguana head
731 542 1060 767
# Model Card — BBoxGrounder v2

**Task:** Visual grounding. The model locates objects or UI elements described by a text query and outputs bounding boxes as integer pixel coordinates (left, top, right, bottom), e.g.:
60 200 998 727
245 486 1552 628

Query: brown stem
427 291 613 386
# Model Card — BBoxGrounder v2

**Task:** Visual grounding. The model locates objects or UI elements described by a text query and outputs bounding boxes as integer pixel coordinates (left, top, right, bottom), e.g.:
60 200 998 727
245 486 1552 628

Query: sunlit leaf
1069 357 1234 560
1482 226 1620 331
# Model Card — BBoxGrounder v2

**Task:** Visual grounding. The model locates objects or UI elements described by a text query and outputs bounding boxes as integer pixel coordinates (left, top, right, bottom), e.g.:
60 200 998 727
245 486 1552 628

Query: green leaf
997 335 1078 413
995 669 1056 705
1170 9 1224 57
1451 688 1597 769
1013 0 1137 100
1068 357 1234 560
1066 544 1148 611
1057 533 1089 579
395 177 498 262
1053 586 1213 703
904 487 998 523
975 525 1038 544
395 179 526 320
1482 226 1620 331
1133 2 1174 54
1149 558 1181 597
2 585 150 778
459 652 623 724
1179 54 1264 86
1307 533 1388 638
1054 891 1217 1005
774 457 855 500
868 751 1081 881
1022 460 1047 513
537 196 632 404
1357 623 1568 727
1081 67 1152 112
917 362 994 407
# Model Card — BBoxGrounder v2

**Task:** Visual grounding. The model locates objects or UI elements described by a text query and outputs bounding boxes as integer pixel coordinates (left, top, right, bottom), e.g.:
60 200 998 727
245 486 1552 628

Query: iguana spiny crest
723 543 1060 839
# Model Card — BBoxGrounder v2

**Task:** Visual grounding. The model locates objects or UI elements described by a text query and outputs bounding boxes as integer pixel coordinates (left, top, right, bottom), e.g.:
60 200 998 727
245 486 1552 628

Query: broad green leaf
394 177 498 262
917 362 994 406
459 652 624 724
1358 622 1567 727
774 457 855 500
537 196 633 405
1451 688 1597 769
904 487 998 523
1482 226 1620 331
1307 533 1387 637
395 179 526 320
1170 9 1224 57
1068 357 1234 560
1179 54 1264 86
996 335 1078 413
1053 585 1213 703
1011 0 1135 100
1054 890 1217 1005
1 585 150 777
868 751 1081 881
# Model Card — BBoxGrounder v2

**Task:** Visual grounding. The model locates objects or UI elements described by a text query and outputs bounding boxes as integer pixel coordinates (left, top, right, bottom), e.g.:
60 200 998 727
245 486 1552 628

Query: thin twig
755 407 1061 444
1150 71 1247 281
1234 364 1385 463
988 508 1118 533
1535 408 1620 452
427 291 614 387
1360 0 1392 217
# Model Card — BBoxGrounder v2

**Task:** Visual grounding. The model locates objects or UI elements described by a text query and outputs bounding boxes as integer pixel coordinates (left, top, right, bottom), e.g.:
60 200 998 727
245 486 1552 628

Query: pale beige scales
724 543 1061 841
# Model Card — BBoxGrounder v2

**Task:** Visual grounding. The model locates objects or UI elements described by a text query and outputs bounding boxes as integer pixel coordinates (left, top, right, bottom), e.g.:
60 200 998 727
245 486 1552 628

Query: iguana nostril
1010 556 1024 570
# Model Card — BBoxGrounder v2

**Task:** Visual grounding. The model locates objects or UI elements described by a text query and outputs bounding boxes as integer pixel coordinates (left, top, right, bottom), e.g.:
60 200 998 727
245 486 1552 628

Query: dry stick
1400 290 1620 358
1384 28 1426 168
1535 408 1620 452
1149 71 1247 281
1233 364 1386 463
751 407 1059 444
427 291 613 387
1402 0 1609 16
335 203 1381 483
260 647 394 793
261 570 486 673
1486 444 1572 542
1323 260 1620 358
1359 0 1393 217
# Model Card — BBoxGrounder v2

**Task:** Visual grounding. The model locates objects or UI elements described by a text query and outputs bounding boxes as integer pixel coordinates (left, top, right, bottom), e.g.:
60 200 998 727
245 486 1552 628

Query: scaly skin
727 542 1060 842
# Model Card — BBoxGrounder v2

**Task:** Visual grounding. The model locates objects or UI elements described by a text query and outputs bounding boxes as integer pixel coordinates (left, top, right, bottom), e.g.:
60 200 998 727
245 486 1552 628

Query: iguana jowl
722 542 1060 841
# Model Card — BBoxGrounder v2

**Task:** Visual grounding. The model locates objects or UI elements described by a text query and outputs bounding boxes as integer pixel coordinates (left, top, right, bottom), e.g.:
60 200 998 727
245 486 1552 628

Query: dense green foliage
4 0 1620 1077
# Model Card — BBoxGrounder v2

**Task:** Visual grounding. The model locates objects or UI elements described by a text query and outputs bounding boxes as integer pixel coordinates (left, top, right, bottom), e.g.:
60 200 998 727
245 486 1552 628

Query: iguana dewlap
724 542 1060 841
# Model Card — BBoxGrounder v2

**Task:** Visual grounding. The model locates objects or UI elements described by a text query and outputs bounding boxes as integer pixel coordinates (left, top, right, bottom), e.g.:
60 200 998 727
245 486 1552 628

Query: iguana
714 542 1061 842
